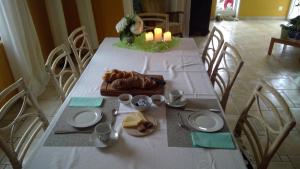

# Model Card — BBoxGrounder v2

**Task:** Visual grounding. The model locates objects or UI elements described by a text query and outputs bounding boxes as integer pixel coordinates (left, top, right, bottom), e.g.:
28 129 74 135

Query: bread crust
103 69 158 89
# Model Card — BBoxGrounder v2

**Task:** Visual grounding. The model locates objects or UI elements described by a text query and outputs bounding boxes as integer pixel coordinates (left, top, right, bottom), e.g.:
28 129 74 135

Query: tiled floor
1 20 300 169
195 20 300 169
0 84 61 169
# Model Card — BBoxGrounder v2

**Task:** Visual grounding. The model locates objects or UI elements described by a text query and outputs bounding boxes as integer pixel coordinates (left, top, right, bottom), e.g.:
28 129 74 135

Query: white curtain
123 0 134 15
45 0 69 46
75 0 99 49
0 0 49 97
288 0 300 19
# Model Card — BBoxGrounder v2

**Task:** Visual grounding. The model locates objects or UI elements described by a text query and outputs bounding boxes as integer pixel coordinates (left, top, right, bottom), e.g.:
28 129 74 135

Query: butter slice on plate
123 112 146 128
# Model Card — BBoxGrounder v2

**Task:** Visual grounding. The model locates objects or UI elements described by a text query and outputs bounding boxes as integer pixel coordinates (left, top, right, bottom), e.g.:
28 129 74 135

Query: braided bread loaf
103 69 139 82
102 69 158 90
111 76 157 90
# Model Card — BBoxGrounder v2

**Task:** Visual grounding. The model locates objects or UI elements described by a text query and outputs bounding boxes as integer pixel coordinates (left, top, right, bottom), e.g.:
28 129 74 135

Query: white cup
168 90 183 103
94 122 111 142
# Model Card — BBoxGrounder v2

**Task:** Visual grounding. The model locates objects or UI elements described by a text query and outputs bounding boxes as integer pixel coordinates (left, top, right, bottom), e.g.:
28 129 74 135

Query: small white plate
187 110 224 132
67 109 103 128
123 115 157 137
165 97 187 108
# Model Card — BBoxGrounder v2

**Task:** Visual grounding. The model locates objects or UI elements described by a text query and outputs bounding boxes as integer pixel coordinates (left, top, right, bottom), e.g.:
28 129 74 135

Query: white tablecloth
24 38 246 169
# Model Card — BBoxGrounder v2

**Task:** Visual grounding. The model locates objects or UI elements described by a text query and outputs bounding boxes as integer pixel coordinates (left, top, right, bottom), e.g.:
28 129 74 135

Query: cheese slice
135 111 147 121
123 112 147 128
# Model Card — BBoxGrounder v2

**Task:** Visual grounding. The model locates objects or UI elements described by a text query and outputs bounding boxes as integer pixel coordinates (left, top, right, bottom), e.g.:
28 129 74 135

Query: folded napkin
191 132 235 149
69 97 103 107
118 103 138 114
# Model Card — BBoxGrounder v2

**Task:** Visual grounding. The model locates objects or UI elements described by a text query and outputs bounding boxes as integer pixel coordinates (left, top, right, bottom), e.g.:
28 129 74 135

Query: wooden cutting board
100 75 165 96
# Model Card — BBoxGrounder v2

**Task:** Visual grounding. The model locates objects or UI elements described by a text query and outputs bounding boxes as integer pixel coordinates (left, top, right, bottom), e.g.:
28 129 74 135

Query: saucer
165 97 187 108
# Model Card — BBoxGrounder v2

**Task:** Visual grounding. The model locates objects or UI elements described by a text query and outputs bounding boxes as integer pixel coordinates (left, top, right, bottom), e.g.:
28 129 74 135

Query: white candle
163 31 172 42
145 32 153 41
154 28 162 41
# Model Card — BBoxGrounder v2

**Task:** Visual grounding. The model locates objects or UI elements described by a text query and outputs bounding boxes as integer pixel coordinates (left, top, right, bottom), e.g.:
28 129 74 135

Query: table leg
283 44 287 53
268 38 275 55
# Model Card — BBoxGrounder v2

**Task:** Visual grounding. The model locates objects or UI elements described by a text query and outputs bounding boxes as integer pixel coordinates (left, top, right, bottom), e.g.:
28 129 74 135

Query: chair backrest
68 26 94 73
0 78 49 169
138 13 169 32
168 11 184 36
234 80 296 169
202 26 224 77
167 0 187 36
210 42 244 110
45 44 79 101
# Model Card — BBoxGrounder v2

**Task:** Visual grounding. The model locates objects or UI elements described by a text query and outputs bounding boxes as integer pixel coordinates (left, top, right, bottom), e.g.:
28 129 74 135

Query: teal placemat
191 132 235 149
114 33 181 52
69 97 103 107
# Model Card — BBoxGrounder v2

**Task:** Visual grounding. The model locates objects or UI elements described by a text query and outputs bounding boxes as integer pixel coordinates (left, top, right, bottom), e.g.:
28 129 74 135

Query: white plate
67 109 103 128
187 110 224 132
165 97 187 108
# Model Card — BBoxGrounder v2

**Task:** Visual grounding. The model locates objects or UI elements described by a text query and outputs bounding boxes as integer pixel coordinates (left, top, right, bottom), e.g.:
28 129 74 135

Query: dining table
24 37 247 169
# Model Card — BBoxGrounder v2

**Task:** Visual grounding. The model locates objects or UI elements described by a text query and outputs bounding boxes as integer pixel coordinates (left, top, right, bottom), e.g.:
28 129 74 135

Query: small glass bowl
118 94 132 105
151 95 165 106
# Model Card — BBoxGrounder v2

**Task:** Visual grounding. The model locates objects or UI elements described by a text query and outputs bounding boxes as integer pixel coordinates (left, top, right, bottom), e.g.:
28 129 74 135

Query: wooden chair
138 0 186 35
168 11 184 36
0 78 49 169
68 26 94 74
202 26 224 77
138 13 169 32
166 0 187 36
210 42 244 110
45 44 79 101
233 80 296 169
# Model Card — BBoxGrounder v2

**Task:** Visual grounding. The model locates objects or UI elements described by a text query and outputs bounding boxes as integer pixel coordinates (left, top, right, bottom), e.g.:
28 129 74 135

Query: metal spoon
111 108 118 127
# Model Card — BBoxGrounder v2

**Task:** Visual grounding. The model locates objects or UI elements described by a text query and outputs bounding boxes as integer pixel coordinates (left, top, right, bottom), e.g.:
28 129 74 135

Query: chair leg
234 120 243 137
0 138 22 169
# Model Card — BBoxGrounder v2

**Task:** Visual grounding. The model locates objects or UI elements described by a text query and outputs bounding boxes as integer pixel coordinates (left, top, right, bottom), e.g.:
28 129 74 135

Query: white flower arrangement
116 18 128 33
116 14 144 43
